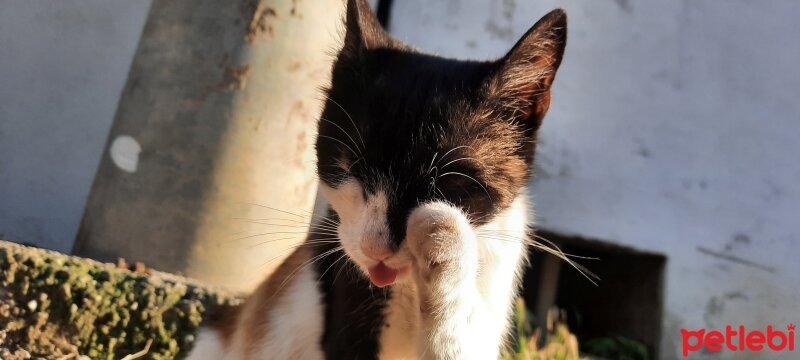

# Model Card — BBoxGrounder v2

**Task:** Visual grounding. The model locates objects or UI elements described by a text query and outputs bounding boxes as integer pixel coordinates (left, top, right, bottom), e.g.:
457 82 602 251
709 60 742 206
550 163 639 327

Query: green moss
0 241 238 359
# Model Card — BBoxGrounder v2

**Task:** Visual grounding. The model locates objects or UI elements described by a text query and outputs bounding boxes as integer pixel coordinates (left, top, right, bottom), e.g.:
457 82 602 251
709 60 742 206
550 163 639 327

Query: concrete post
74 0 344 292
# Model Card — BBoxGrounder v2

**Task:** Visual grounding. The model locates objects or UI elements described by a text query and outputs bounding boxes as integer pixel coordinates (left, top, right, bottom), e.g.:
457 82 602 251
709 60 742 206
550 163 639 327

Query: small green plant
501 298 585 360
582 335 649 360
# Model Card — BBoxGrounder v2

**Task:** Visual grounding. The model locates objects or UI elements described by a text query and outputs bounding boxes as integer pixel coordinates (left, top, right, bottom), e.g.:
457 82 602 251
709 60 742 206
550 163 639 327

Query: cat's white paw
406 202 479 288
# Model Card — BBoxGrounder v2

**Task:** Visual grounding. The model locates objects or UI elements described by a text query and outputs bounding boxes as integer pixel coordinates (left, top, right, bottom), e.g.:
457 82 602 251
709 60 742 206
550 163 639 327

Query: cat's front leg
407 202 500 360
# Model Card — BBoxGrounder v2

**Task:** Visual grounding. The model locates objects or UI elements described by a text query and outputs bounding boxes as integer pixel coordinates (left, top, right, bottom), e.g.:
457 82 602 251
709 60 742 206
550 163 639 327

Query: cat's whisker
469 211 496 223
241 204 341 230
477 231 598 260
439 157 478 171
319 135 361 159
233 204 340 229
312 218 342 230
254 244 307 270
233 216 316 225
244 236 303 249
228 227 339 241
477 231 599 285
240 230 339 237
435 145 472 167
241 203 326 221
427 171 447 200
333 255 360 286
427 151 439 175
295 207 340 225
254 219 336 239
533 247 600 285
531 234 600 260
438 171 493 200
252 243 341 287
231 219 339 231
318 252 349 284
323 96 366 150
332 257 349 285
242 235 342 243
310 224 340 232
296 238 343 245
261 245 341 275
267 246 345 301
228 230 339 243
435 186 447 201
228 229 252 236
346 157 364 172
238 223 340 234
247 239 341 250
320 118 363 154
244 238 343 253
236 225 340 237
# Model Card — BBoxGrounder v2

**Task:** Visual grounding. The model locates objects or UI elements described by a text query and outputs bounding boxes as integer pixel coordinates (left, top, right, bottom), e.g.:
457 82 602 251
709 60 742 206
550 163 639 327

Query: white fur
187 329 228 360
378 283 420 359
257 264 325 359
185 264 324 360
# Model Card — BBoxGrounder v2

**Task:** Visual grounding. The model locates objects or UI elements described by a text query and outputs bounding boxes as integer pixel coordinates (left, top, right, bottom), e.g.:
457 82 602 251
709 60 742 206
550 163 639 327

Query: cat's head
316 0 566 286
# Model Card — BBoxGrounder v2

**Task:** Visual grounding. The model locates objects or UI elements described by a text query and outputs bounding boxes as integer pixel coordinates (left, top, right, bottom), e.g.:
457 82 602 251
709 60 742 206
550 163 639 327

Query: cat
187 0 566 359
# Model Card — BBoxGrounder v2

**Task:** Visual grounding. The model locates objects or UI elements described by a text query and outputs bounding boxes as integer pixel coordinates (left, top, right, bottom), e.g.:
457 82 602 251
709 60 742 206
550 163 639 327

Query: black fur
315 215 389 360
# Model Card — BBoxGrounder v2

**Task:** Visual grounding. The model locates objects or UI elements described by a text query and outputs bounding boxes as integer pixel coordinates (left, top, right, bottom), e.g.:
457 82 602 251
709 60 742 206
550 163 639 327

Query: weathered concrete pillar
74 0 344 292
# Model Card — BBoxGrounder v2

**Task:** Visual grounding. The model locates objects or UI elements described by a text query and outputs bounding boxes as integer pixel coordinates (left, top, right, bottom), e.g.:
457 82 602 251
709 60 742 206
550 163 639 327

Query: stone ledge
0 240 238 359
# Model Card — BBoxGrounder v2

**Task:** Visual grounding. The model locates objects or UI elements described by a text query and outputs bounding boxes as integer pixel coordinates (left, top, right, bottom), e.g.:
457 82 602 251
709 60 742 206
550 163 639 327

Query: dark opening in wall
521 229 667 359
375 0 394 29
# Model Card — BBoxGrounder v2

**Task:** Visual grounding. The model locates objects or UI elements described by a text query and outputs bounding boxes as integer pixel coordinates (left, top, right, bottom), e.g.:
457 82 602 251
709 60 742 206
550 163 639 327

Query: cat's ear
343 0 390 54
489 9 567 132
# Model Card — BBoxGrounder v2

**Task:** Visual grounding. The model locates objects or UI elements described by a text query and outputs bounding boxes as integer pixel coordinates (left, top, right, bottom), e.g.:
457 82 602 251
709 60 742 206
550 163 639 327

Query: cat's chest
378 284 420 360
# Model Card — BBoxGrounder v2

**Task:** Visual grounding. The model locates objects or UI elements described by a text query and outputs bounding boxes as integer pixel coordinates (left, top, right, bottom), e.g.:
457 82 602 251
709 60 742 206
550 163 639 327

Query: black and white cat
188 0 566 358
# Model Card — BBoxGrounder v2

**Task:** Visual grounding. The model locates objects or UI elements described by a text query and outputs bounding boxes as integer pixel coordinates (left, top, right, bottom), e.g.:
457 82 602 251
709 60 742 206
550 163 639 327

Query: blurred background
1 0 799 359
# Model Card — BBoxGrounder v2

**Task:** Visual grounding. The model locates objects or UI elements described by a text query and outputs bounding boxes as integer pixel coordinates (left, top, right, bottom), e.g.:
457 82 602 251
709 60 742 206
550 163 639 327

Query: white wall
390 1 800 358
0 0 152 252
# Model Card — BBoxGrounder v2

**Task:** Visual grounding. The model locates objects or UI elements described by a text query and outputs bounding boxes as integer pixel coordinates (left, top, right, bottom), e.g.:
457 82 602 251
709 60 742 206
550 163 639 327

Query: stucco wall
389 1 800 358
0 1 152 252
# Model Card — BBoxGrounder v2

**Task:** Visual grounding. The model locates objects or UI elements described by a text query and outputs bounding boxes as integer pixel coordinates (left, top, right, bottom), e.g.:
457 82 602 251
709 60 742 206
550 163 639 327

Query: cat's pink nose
361 243 393 261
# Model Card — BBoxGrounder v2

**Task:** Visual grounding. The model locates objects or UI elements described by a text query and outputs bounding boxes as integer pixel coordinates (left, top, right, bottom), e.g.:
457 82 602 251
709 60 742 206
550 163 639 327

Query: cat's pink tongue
368 263 398 288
